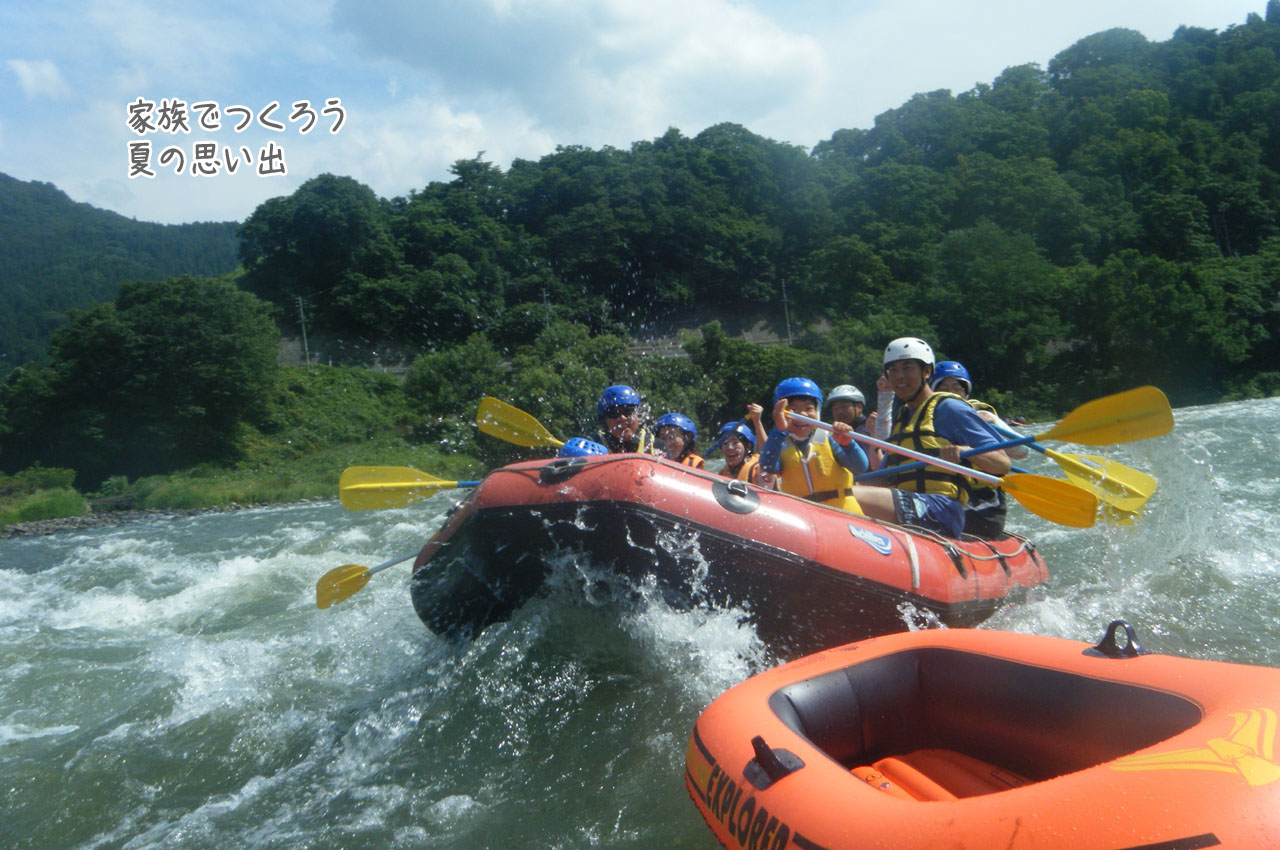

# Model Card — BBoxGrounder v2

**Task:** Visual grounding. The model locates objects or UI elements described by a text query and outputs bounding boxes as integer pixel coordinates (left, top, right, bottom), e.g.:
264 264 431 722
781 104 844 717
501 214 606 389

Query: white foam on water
426 794 483 824
0 722 80 745
46 553 279 632
621 575 764 704
0 568 36 626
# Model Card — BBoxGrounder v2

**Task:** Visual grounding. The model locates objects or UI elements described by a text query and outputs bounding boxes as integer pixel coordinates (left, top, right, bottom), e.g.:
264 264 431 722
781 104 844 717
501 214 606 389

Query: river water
2 397 1278 849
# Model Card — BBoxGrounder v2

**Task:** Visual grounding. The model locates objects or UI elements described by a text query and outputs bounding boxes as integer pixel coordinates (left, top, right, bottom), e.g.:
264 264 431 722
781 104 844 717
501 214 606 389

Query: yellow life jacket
967 398 997 416
885 391 969 504
779 430 862 514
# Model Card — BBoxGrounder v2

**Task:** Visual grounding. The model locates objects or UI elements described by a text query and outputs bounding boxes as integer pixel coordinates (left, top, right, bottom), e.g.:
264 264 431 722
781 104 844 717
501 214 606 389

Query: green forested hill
239 9 1280 413
3 8 1280 495
0 173 240 368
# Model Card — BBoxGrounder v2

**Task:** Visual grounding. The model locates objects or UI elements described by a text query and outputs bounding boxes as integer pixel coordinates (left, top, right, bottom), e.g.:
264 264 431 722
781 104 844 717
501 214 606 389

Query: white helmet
828 384 865 405
883 337 935 369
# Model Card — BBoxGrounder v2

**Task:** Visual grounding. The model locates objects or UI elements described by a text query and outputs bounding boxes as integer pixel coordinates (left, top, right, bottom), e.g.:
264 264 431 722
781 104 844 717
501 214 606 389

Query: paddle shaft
855 435 1030 483
786 412 1003 486
365 551 419 578
987 417 1151 494
988 418 1120 482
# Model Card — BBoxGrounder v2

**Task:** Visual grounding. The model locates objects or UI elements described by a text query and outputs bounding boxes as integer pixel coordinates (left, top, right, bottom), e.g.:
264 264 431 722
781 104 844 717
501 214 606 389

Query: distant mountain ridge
0 173 242 369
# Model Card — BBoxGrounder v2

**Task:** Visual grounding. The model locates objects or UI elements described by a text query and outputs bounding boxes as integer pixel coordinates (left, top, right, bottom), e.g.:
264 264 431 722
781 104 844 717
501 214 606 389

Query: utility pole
781 279 794 345
296 296 311 365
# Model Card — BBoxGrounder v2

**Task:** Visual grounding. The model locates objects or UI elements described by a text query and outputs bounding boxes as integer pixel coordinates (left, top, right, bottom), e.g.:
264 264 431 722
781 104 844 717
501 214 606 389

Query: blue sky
0 1 1266 225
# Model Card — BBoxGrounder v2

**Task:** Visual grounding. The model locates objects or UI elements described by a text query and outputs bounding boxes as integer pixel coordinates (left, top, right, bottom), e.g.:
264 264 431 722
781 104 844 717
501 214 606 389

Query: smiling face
603 405 640 442
830 399 862 425
785 396 820 438
884 360 930 405
721 434 747 466
657 425 688 458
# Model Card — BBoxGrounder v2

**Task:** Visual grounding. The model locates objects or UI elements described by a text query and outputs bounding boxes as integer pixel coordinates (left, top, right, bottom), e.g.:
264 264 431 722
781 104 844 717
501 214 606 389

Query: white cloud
312 93 557 201
331 0 825 146
749 0 1269 145
7 59 71 99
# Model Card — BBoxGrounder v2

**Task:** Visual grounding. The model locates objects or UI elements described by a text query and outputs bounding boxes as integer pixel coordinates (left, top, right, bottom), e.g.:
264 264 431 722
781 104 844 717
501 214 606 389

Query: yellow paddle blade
316 564 370 609
1048 450 1156 515
476 396 565 449
339 466 458 510
1100 504 1141 527
1001 473 1099 528
1037 386 1173 447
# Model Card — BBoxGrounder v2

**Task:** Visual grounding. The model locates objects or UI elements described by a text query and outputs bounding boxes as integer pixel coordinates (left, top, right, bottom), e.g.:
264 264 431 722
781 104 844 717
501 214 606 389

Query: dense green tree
0 276 278 486
1053 251 1261 403
404 333 508 420
220 8 1279 410
949 153 1097 263
926 223 1066 398
503 323 633 444
238 173 400 336
797 235 896 312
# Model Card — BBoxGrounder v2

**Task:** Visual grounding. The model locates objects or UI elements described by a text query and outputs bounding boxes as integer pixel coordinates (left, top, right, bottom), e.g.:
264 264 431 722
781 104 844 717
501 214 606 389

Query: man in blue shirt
851 338 1010 538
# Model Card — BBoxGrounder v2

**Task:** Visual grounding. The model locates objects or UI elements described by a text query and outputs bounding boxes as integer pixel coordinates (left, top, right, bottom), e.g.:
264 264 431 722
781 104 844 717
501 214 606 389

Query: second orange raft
686 622 1280 849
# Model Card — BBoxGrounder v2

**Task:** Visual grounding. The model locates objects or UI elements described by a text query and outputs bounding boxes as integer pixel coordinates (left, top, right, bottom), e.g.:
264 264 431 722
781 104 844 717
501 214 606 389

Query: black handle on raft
743 735 804 790
1085 619 1145 659
539 457 588 485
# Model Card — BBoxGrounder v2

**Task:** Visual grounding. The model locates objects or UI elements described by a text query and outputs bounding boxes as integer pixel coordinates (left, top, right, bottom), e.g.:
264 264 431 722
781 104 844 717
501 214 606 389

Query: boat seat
852 748 1029 801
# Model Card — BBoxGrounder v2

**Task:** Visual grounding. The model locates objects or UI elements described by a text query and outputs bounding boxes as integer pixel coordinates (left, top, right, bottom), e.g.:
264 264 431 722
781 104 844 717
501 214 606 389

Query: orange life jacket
723 455 760 484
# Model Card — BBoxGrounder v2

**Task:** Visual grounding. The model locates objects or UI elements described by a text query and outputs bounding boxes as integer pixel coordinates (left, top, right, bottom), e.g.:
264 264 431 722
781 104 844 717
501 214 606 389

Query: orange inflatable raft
411 454 1048 655
685 621 1280 850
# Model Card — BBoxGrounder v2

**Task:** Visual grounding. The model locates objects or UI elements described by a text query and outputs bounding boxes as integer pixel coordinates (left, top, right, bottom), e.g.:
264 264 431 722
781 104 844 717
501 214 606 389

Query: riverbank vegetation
0 361 483 528
2 9 1280 527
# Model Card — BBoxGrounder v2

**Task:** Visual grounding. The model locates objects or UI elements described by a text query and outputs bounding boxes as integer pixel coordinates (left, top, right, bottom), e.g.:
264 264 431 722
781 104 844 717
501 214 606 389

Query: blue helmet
930 360 972 394
597 385 642 418
558 437 609 458
654 412 698 444
712 421 756 452
773 377 823 408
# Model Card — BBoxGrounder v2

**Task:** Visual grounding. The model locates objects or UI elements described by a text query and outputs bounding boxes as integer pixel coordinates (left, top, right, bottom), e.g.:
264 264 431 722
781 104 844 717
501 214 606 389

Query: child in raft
758 377 868 513
654 412 705 469
712 421 761 484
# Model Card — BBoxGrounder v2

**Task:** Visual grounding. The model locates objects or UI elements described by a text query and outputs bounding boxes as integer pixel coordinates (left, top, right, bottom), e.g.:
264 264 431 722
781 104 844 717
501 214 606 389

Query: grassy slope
1 364 484 525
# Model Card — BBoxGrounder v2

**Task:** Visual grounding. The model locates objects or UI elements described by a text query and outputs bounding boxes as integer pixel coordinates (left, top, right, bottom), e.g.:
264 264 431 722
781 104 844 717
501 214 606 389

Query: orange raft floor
686 622 1280 850
410 454 1048 655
